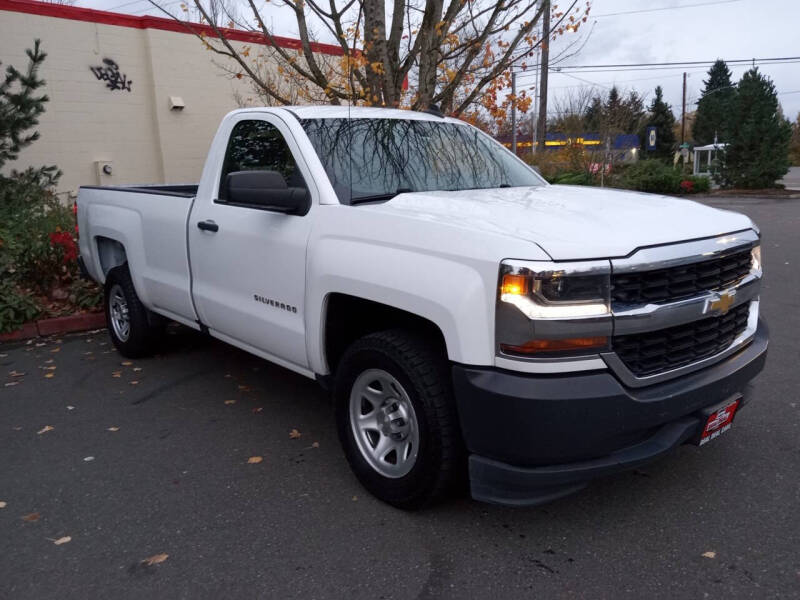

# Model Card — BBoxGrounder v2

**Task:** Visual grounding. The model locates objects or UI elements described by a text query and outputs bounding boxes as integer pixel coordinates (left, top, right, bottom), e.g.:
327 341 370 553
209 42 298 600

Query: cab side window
218 120 305 200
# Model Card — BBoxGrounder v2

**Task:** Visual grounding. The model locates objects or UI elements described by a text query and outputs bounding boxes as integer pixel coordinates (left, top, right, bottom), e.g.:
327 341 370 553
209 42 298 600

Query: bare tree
150 0 591 116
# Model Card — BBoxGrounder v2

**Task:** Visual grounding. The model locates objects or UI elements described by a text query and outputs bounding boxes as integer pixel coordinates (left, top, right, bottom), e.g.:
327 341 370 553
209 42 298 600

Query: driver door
188 113 314 373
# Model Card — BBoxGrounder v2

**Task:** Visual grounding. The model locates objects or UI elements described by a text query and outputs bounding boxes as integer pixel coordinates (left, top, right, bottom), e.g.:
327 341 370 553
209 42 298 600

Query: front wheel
334 329 463 509
104 264 163 358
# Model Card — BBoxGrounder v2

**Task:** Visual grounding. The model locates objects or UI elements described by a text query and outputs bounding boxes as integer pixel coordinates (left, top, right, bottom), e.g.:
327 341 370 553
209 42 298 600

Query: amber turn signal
501 336 608 355
501 274 528 296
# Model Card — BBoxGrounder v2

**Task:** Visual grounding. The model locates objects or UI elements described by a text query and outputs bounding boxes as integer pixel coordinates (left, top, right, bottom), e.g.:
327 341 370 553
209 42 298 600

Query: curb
0 312 105 343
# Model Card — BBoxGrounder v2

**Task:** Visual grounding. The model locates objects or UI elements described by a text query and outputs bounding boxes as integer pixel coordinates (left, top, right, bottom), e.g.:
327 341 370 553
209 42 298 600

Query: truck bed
79 184 198 198
77 184 198 327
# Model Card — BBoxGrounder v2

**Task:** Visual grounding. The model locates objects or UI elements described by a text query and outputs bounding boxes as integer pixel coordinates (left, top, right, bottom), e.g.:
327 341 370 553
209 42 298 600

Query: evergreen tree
584 95 603 131
718 68 791 189
641 86 676 160
789 112 800 166
692 59 735 146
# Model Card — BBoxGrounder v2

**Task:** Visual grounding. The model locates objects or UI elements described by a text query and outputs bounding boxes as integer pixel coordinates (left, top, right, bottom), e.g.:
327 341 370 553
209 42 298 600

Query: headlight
751 245 761 273
499 260 611 319
496 260 612 358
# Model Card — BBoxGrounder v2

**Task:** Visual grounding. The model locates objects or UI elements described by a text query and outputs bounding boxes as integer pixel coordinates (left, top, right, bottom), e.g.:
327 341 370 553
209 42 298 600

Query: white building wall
0 4 316 197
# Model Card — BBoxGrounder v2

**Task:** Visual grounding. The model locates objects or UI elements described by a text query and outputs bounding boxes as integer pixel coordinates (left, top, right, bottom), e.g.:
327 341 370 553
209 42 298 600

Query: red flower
49 231 78 263
680 180 694 193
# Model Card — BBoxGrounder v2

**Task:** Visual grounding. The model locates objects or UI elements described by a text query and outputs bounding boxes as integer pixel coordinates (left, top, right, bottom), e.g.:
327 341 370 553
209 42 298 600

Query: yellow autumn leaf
37 425 54 435
44 373 54 379
22 512 40 522
0 501 7 508
247 456 263 464
121 361 132 366
107 426 120 432
53 536 71 545
289 429 302 439
224 399 236 405
142 553 169 566
702 551 716 559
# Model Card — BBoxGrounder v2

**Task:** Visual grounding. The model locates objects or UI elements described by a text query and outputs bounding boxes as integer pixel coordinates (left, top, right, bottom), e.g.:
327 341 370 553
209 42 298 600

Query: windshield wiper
350 188 413 205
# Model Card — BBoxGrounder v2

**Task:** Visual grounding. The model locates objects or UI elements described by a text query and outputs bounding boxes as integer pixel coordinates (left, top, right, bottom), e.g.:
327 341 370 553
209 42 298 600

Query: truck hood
362 185 754 260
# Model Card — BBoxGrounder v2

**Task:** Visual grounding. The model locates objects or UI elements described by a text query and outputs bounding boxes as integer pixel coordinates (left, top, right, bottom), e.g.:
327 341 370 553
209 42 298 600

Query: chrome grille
612 302 750 377
611 248 752 305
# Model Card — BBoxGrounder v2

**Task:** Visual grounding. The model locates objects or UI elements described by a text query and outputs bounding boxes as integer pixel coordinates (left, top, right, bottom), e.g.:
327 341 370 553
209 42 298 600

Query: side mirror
223 170 310 216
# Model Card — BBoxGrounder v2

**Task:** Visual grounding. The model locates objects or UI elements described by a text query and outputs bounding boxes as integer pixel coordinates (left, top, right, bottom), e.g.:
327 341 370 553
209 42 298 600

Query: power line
592 0 742 18
546 56 800 71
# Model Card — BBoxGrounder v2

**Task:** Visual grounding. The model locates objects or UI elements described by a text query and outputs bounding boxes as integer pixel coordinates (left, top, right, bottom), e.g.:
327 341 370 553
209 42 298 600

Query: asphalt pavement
1 196 799 599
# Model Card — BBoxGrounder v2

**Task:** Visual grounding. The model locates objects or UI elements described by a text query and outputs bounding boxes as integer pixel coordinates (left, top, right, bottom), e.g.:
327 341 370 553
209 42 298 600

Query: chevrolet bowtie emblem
706 290 736 315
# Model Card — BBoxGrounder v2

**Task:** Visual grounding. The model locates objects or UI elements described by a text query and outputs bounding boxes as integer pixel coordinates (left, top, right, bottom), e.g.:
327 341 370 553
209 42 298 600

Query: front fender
306 237 497 374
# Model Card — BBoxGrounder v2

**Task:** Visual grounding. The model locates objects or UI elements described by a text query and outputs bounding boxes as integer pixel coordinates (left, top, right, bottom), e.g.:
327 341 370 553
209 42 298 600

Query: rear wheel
334 329 463 509
104 264 164 358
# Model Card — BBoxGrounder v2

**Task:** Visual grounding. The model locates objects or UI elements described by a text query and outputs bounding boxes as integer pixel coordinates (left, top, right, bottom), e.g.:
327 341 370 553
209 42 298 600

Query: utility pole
536 0 550 152
681 71 687 145
532 49 540 153
511 71 517 155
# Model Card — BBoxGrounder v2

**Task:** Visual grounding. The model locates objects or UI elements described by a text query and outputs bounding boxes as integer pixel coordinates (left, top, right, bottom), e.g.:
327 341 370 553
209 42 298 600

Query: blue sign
646 126 657 151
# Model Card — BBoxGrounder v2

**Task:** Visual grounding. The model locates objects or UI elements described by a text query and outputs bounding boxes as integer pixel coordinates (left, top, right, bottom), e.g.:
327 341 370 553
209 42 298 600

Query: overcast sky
79 0 800 122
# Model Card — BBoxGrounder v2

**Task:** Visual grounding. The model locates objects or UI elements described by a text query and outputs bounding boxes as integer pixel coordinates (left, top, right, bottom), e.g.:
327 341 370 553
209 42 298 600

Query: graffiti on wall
89 59 133 92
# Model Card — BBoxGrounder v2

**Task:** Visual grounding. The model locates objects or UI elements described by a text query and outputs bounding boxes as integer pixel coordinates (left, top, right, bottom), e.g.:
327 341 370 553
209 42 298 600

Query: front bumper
453 319 768 506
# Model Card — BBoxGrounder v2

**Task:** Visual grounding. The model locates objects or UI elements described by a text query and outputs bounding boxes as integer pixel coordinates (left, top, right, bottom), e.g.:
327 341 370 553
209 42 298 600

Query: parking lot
1 196 798 599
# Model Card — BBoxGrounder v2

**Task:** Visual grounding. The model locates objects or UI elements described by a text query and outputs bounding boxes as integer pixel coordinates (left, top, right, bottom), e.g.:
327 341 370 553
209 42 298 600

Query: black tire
104 264 164 358
334 329 464 509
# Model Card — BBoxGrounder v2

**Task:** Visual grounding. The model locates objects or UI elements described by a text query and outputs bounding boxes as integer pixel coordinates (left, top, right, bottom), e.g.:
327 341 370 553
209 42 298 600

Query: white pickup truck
78 106 768 508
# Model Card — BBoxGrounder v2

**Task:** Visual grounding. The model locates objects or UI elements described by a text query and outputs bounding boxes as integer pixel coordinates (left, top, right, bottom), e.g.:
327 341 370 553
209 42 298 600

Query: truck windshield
301 118 543 204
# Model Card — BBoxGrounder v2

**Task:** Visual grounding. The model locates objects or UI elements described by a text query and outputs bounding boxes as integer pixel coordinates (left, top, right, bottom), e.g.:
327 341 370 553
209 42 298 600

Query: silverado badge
705 290 736 315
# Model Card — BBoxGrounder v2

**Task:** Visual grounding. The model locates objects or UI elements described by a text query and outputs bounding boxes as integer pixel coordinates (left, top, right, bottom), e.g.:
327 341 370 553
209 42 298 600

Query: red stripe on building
0 0 345 56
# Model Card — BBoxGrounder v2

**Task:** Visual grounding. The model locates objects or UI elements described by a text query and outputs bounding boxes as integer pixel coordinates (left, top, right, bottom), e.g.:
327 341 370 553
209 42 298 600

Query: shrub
550 171 594 186
683 175 711 193
620 159 682 194
0 280 40 334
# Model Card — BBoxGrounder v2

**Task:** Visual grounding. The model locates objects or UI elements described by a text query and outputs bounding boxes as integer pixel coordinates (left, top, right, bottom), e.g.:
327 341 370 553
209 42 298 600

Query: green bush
621 159 682 194
0 40 102 333
680 175 711 194
550 171 594 186
0 279 40 334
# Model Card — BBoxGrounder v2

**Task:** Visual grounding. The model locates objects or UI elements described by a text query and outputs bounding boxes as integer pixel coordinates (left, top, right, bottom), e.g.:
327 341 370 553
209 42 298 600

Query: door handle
197 220 219 232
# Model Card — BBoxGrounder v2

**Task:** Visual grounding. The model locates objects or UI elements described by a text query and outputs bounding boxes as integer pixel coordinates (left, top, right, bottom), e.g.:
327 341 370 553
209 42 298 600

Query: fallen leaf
44 373 54 379
107 426 119 432
37 425 54 435
0 501 6 508
44 358 53 364
67 406 75 411
43 366 56 370
52 536 71 545
130 381 139 385
12 426 22 431
83 456 95 462
10 370 25 377
50 347 60 353
247 456 263 464
224 399 236 405
352 496 358 502
238 385 252 392
133 367 142 372
311 442 320 448
112 371 122 378
0 353 7 358
83 351 93 355
702 551 716 559
252 407 263 414
142 553 169 566
22 512 40 522
121 361 133 366
4 381 19 387
224 373 232 378
289 429 302 439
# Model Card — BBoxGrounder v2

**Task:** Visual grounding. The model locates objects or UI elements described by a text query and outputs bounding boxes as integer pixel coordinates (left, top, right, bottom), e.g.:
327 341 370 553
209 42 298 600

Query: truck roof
273 105 462 123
